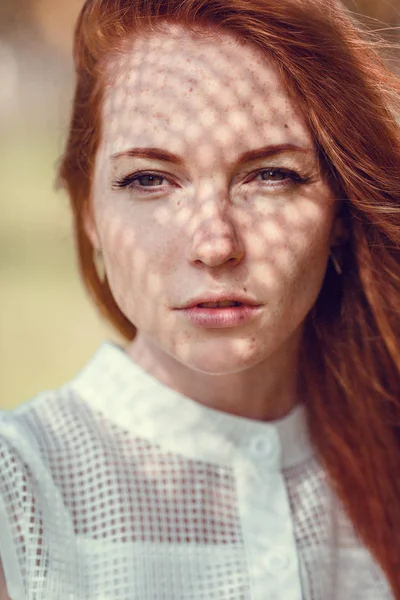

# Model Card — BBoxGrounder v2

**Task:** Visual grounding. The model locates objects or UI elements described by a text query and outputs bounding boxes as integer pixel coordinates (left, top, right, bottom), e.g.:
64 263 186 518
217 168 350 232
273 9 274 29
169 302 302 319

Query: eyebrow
110 143 314 166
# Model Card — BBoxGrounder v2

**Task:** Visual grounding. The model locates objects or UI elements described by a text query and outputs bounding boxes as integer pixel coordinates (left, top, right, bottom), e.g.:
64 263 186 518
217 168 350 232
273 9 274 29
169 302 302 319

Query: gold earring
94 248 105 281
329 249 342 275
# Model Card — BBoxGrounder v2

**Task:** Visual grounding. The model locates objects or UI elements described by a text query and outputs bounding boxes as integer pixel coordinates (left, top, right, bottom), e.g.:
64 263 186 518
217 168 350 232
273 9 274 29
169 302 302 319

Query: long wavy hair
58 0 400 595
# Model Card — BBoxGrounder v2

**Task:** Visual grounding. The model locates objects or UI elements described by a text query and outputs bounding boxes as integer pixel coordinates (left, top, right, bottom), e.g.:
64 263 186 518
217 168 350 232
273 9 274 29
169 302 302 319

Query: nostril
228 254 242 266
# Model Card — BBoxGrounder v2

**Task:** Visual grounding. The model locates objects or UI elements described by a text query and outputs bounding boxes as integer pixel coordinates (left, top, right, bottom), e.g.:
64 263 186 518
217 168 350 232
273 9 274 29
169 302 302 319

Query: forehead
100 27 312 161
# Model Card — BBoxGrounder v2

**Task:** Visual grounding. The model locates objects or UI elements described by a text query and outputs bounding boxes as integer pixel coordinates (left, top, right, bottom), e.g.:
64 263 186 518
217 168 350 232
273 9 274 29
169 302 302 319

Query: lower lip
178 305 261 328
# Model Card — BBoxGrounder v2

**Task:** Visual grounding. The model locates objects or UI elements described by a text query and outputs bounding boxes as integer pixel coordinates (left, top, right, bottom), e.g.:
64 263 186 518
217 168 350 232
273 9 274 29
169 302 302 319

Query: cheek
276 203 334 310
97 204 181 305
248 197 333 283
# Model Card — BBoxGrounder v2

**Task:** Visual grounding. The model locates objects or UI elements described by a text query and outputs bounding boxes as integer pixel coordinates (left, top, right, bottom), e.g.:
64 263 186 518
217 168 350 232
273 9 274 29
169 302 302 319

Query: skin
86 26 343 421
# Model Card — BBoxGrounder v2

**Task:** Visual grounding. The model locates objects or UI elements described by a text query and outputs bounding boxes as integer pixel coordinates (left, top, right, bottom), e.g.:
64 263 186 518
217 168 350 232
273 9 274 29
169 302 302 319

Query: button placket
235 430 303 599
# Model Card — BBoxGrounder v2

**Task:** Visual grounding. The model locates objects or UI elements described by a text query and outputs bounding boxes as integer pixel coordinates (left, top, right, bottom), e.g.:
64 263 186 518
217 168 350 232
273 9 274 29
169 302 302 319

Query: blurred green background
1 0 399 409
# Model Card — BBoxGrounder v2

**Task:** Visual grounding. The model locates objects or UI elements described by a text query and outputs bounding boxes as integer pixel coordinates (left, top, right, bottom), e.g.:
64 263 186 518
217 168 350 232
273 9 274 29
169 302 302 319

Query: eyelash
112 168 313 192
113 171 171 191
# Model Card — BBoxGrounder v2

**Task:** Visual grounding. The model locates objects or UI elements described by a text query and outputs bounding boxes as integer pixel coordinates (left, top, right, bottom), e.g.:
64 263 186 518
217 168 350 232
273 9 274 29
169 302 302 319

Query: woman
0 0 399 598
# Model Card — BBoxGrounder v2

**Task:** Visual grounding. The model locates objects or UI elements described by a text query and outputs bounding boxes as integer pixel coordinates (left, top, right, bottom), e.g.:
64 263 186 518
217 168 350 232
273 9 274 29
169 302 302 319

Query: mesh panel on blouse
0 342 394 600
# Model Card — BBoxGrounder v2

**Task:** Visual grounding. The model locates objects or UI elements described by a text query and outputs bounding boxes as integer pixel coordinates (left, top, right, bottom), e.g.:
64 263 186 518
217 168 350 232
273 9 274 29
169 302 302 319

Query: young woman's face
88 27 341 374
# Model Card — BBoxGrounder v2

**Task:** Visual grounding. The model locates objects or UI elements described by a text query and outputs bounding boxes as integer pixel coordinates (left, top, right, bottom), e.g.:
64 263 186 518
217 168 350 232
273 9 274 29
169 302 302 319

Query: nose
188 188 245 269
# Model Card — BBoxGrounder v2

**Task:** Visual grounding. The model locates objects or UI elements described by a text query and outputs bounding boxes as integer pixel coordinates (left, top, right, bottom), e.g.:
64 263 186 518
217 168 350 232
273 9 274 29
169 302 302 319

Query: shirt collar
68 341 315 471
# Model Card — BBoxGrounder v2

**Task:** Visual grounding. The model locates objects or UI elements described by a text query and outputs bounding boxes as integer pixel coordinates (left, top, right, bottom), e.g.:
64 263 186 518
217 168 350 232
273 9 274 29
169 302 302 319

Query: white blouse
0 342 393 599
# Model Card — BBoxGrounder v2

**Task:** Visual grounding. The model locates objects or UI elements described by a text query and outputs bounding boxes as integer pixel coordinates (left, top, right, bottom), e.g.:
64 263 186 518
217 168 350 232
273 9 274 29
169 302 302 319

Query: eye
253 168 310 185
134 174 165 187
258 169 289 181
113 171 169 190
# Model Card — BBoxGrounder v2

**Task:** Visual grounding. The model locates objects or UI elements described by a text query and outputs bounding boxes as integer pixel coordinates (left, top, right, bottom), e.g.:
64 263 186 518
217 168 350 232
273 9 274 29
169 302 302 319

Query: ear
83 201 101 251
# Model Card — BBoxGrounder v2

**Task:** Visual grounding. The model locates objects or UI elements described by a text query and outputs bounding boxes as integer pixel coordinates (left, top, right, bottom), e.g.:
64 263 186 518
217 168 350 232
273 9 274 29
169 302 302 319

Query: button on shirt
0 342 393 600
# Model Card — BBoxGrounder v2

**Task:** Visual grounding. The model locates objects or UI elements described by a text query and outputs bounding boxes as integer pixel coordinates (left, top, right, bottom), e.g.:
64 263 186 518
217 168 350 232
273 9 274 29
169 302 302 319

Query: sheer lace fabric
0 343 393 600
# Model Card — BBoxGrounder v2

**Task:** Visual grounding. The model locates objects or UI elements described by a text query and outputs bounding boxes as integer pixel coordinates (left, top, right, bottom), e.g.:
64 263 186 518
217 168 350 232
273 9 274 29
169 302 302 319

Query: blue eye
254 169 309 184
249 168 311 186
113 172 167 190
259 169 289 181
135 174 165 187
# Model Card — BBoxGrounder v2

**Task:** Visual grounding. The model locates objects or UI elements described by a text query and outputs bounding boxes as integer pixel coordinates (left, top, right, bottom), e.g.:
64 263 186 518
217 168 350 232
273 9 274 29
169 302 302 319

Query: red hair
58 0 400 594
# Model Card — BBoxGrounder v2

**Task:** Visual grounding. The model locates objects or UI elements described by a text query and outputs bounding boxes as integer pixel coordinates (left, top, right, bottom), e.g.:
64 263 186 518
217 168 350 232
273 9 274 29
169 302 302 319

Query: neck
127 331 302 422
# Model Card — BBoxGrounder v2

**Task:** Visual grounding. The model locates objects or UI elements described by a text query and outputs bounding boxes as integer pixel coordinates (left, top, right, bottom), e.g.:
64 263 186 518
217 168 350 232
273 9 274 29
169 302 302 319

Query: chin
174 341 267 376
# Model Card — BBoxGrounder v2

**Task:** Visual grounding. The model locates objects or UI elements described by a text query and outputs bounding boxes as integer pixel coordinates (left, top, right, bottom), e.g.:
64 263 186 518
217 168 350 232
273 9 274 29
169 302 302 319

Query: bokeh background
1 0 399 409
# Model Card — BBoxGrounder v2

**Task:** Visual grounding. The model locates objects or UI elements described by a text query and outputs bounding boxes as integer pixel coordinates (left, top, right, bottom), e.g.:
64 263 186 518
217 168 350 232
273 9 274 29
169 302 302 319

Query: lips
178 296 261 328
179 294 260 310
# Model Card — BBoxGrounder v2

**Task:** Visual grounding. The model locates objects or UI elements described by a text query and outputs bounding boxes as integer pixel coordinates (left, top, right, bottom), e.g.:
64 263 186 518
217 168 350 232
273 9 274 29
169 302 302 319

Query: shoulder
0 342 121 465
0 386 84 453
0 382 106 477
0 388 80 509
0 362 117 519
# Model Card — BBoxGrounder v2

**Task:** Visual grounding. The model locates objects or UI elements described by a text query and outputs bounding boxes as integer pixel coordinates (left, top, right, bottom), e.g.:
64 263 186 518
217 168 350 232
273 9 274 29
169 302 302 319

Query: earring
94 248 105 281
329 249 342 276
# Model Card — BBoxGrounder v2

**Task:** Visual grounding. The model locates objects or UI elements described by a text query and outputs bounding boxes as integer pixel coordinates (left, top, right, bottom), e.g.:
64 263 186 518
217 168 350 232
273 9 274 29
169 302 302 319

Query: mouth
196 300 243 308
177 296 261 328
179 295 261 310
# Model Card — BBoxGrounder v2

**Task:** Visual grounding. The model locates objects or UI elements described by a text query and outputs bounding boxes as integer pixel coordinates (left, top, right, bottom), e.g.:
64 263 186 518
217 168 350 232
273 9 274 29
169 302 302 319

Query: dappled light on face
92 26 336 377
